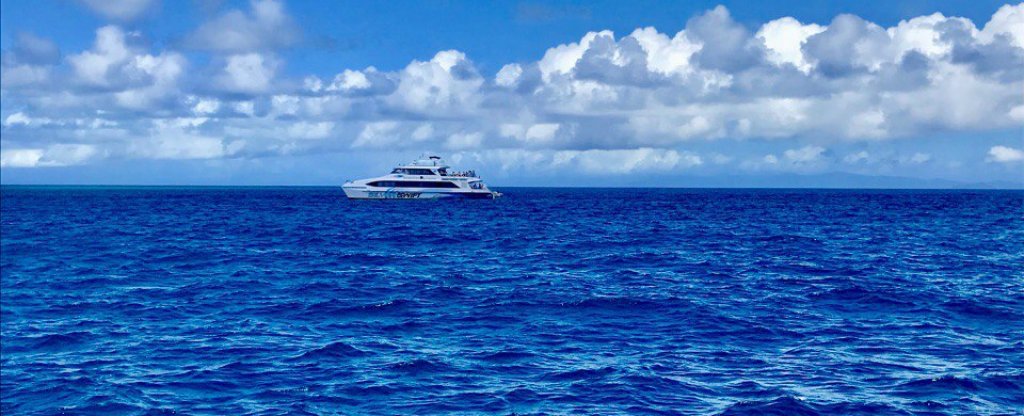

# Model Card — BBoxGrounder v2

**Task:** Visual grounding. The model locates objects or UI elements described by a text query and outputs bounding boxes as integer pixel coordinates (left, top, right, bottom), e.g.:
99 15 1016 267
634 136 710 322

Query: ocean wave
19 331 93 352
2 187 1022 414
290 341 369 361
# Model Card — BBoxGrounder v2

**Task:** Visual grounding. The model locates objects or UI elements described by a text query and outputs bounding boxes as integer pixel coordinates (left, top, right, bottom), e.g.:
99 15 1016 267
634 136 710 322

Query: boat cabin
391 155 476 177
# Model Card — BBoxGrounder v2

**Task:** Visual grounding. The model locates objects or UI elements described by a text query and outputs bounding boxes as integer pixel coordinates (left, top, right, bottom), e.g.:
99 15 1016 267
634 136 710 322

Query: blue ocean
1 186 1022 415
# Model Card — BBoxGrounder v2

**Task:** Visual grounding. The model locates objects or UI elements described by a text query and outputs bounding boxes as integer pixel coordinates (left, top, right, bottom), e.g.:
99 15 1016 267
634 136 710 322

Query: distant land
523 172 1024 190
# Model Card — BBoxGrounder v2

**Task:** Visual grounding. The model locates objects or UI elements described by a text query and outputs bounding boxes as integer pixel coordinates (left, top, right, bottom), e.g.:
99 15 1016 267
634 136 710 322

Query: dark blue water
2 187 1022 415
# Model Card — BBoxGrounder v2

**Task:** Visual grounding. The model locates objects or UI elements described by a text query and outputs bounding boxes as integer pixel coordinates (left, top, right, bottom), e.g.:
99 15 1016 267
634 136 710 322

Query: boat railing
448 170 477 177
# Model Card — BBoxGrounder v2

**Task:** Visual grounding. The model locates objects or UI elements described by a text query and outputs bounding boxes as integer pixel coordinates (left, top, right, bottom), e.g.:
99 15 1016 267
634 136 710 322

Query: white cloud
287 121 334 139
65 25 185 109
328 69 371 91
129 121 230 160
77 0 156 21
1 63 52 87
185 0 299 52
114 52 186 109
538 31 609 81
445 132 484 150
216 53 276 94
270 94 300 115
629 26 700 75
135 136 227 160
710 153 733 164
844 151 870 164
411 124 434 141
0 144 98 167
352 121 400 148
2 3 1023 178
2 112 58 127
988 145 1024 162
303 76 323 92
846 108 887 139
234 101 255 116
784 145 826 163
887 13 962 59
389 50 483 114
525 124 561 143
1 32 61 89
4 112 35 127
453 148 698 174
43 144 100 166
741 152 786 171
757 17 825 72
908 152 931 164
0 149 44 167
980 3 1024 47
1010 105 1024 122
501 123 563 145
192 98 221 115
570 148 694 174
68 26 133 87
495 63 523 87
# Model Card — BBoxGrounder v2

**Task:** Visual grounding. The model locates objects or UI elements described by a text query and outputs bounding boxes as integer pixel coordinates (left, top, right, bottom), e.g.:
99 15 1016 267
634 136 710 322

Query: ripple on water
2 187 1022 414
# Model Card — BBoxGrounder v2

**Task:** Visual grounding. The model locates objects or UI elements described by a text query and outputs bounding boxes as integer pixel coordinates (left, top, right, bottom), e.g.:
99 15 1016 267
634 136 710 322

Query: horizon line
3 184 1022 191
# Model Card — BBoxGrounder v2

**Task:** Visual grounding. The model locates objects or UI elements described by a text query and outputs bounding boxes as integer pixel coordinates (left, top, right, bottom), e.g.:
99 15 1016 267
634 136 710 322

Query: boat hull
342 186 499 200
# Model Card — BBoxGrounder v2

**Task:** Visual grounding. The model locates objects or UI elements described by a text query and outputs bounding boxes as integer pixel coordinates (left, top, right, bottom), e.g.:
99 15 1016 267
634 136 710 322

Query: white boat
342 155 501 199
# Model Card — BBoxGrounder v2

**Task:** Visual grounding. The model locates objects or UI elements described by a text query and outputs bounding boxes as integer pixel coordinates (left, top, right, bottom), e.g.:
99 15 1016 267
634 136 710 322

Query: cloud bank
2 1 1022 178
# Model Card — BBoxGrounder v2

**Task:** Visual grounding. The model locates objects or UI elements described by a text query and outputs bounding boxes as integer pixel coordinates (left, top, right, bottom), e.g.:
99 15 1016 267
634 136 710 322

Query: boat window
437 168 448 176
368 181 458 188
391 168 435 175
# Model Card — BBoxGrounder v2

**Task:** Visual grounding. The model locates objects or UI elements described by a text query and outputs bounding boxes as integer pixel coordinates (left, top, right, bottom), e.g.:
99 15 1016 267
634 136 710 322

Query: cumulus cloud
980 4 1024 47
500 123 564 146
128 119 237 160
2 3 1023 179
784 145 826 164
329 69 370 91
352 121 401 149
389 50 483 114
445 132 484 150
453 148 699 174
287 121 334 140
215 53 277 94
0 144 98 168
185 0 300 52
322 67 395 96
0 149 44 168
1 33 61 88
570 148 697 173
67 25 185 104
3 112 49 127
495 63 523 87
68 26 135 87
538 31 608 81
988 145 1024 162
687 5 765 72
191 97 221 115
757 17 825 73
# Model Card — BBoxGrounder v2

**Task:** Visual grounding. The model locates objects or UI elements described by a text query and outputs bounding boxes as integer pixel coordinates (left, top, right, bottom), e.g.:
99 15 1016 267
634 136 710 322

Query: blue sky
1 0 1022 186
